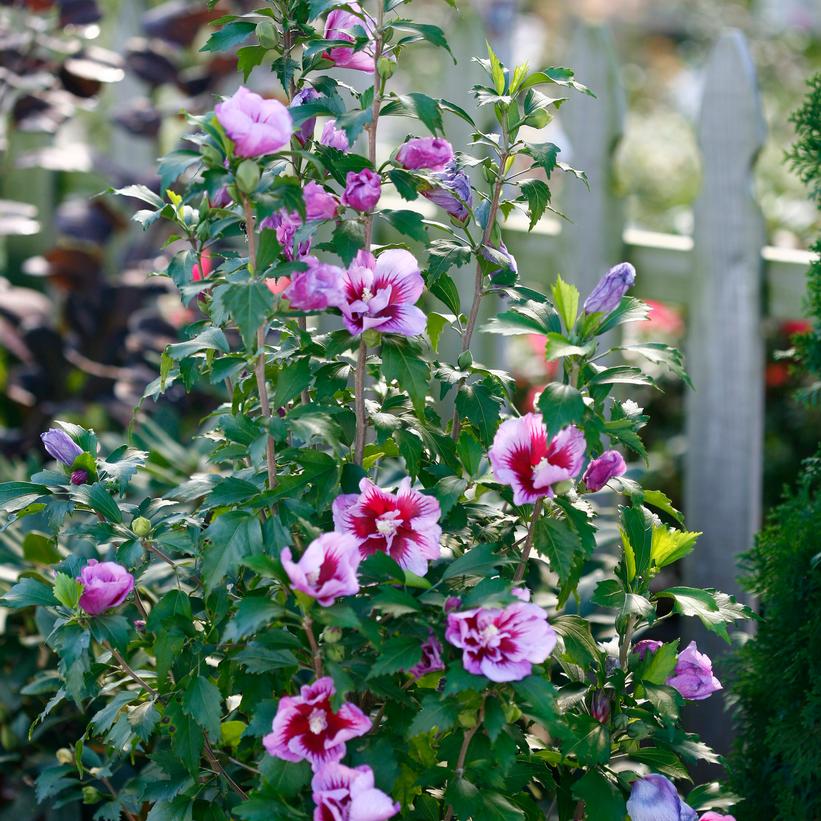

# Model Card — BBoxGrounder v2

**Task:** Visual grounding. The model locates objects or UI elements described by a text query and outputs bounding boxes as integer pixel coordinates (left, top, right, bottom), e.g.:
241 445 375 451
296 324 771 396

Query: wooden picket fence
426 20 813 753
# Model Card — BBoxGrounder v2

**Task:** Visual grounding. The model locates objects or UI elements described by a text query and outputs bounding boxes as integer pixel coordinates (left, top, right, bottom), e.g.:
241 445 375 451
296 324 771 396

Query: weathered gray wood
558 23 626 298
683 29 767 758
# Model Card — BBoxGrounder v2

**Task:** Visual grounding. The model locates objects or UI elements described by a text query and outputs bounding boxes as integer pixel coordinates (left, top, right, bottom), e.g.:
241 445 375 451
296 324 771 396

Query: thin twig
451 148 509 440
303 616 323 677
99 775 139 821
141 538 177 569
513 498 543 583
352 3 385 464
353 339 368 465
107 644 158 698
243 196 278 490
619 614 638 671
443 699 486 821
204 738 248 799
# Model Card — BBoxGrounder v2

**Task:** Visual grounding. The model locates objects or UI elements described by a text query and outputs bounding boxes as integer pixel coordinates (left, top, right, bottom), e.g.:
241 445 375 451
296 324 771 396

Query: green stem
513 498 543 583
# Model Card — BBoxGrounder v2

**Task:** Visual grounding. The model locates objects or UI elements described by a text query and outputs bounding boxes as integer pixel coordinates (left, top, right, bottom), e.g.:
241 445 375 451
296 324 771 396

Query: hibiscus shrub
0 2 750 819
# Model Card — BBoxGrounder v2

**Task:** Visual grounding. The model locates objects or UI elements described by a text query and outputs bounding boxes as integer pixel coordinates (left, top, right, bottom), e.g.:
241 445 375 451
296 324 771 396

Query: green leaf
201 20 256 53
223 597 286 642
202 511 262 591
572 770 626 821
512 676 558 727
22 532 60 564
0 577 58 608
77 482 123 523
518 179 551 229
455 381 502 445
0 481 49 511
442 543 503 581
407 694 458 738
394 429 423 477
237 45 267 80
368 635 423 678
166 701 203 776
329 220 365 266
255 228 282 276
428 272 461 314
382 338 430 413
562 714 611 765
391 20 455 61
113 184 165 208
536 383 585 437
523 142 560 177
53 572 83 609
380 209 428 243
636 640 679 685
630 747 690 781
221 281 273 350
182 676 222 740
533 517 582 587
167 327 230 360
642 488 684 525
274 358 312 408
621 505 653 580
551 274 579 332
552 615 600 667
655 587 749 642
651 526 701 568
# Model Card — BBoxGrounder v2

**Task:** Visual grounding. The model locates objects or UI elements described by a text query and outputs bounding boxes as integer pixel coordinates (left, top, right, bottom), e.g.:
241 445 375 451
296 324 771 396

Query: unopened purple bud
290 87 321 145
582 450 626 492
422 161 472 222
583 262 636 314
444 596 461 613
41 428 83 466
591 690 611 723
481 240 518 282
70 469 88 485
134 619 146 633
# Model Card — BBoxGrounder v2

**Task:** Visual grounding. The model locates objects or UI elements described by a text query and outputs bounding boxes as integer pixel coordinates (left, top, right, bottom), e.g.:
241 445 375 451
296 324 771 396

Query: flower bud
502 702 522 723
256 19 278 49
590 690 611 724
56 747 74 765
458 710 478 729
444 596 461 613
362 329 382 348
235 159 261 194
552 479 574 496
41 428 83 466
321 626 343 644
457 350 473 370
583 450 626 492
326 643 345 662
134 619 146 633
82 786 102 804
583 262 636 315
376 55 395 79
132 516 152 537
70 469 88 485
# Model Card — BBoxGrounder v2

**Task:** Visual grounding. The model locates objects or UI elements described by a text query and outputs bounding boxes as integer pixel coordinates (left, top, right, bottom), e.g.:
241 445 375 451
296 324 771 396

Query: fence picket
558 23 626 297
683 29 767 757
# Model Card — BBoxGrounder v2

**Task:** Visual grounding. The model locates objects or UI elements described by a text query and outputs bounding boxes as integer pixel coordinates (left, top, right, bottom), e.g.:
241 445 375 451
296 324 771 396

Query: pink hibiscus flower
311 763 399 821
264 677 371 768
332 477 442 576
323 3 375 72
488 413 586 505
340 249 426 337
281 533 361 606
445 600 557 682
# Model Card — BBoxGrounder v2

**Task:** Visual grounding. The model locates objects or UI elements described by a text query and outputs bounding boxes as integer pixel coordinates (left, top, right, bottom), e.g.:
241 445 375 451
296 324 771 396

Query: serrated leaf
407 694 458 737
182 676 222 740
221 281 273 349
533 516 581 586
382 338 430 412
53 572 83 609
537 383 585 437
368 635 423 678
202 512 262 591
519 178 550 229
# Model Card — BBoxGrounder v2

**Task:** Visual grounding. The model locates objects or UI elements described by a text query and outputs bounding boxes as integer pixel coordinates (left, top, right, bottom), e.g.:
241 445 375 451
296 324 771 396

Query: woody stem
243 196 277 490
513 498 543 584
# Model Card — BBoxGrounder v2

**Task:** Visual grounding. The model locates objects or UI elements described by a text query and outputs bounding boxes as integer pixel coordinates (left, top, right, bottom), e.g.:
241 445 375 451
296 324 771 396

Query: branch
353 339 368 465
513 498 543 583
106 643 158 698
243 195 278 490
443 699 486 821
204 738 249 800
303 616 323 677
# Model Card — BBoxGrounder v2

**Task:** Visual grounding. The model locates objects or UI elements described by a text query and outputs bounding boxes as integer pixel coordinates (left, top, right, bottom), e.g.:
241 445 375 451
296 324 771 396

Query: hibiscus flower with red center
332 477 442 576
340 249 426 338
264 677 371 768
488 412 586 505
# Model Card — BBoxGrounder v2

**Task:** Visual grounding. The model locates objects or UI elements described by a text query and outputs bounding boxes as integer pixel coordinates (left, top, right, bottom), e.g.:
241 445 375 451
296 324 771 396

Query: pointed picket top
558 22 626 300
683 29 766 758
